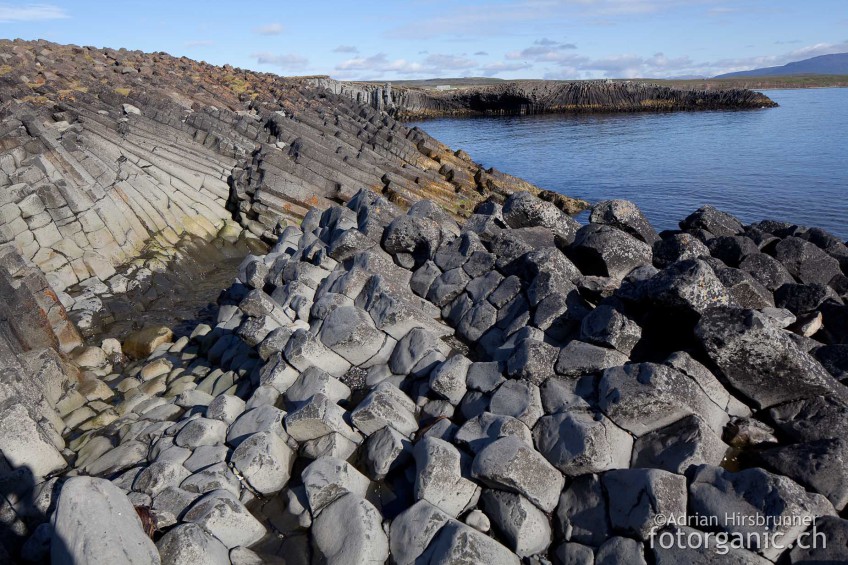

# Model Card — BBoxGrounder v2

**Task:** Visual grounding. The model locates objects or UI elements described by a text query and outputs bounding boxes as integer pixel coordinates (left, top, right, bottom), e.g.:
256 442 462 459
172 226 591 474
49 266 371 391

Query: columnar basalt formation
308 76 778 119
0 39 587 262
4 188 847 563
2 38 841 565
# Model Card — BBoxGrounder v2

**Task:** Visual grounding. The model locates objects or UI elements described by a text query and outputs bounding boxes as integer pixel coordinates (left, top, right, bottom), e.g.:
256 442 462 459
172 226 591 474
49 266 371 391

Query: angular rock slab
318 305 386 365
631 414 728 474
350 382 418 437
556 340 629 378
590 199 659 245
689 465 836 560
311 492 389 565
390 500 451 565
471 435 564 512
480 489 552 557
183 489 267 549
51 476 160 565
602 468 687 540
695 306 848 409
556 473 610 547
760 438 848 510
533 410 633 475
423 520 521 565
599 362 729 437
456 413 533 454
363 425 413 480
769 395 848 442
428 354 470 405
155 523 230 565
301 456 371 516
230 430 294 495
414 437 480 517
643 259 731 314
568 223 652 279
787 515 848 564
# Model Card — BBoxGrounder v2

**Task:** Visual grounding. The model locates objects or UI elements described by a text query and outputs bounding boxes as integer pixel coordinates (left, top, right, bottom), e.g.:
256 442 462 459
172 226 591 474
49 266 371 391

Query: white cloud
386 0 738 39
335 52 477 79
495 35 848 79
253 52 309 71
707 40 848 76
423 53 477 70
506 39 579 62
254 22 283 35
333 45 359 53
479 61 534 77
0 3 68 22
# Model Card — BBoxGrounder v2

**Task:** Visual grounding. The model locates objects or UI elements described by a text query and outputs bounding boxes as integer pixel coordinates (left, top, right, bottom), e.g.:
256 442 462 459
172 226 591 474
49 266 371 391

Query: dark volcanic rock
679 205 743 236
501 191 579 243
813 345 848 380
689 465 835 560
695 306 848 408
579 303 642 355
555 340 629 378
711 265 774 309
382 215 442 267
769 395 848 442
599 362 729 436
568 224 653 279
760 438 848 509
643 259 731 314
589 200 659 244
774 282 836 315
630 414 728 474
787 516 848 564
602 468 687 540
555 474 610 547
706 235 759 267
773 236 842 286
738 252 795 291
652 233 710 268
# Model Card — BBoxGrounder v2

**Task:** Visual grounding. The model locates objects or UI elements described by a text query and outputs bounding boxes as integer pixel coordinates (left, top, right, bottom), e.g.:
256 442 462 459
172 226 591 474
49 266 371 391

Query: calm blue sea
411 88 848 239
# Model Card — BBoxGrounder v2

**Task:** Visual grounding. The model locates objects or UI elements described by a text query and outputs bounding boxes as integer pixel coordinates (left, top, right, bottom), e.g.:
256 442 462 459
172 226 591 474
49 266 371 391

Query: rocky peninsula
309 77 778 120
3 39 848 565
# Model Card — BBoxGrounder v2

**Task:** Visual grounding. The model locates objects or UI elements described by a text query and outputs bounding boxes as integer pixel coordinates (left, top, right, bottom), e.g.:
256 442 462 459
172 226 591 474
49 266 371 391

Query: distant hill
715 52 848 78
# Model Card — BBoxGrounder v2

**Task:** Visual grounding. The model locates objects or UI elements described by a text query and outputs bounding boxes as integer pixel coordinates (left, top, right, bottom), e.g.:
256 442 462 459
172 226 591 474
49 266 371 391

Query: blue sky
2 1 846 80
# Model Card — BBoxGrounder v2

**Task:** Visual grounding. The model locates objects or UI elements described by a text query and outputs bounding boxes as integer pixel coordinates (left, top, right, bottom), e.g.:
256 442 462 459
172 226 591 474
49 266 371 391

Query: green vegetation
356 75 848 91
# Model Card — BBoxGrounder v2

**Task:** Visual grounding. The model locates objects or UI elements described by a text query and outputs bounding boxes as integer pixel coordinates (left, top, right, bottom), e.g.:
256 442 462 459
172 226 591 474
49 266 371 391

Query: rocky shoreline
5 188 848 564
1 38 845 565
308 77 778 120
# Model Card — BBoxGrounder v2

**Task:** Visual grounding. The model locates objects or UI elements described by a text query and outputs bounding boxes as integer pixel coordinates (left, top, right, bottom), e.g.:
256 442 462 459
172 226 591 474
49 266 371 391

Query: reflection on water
412 87 848 239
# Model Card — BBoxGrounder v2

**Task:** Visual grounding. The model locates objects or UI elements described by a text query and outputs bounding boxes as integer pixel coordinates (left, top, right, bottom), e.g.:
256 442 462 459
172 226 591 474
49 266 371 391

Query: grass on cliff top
357 75 848 91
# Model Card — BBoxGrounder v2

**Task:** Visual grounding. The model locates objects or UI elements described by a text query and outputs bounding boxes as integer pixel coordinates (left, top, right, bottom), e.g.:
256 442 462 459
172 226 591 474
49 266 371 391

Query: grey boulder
533 410 632 475
471 435 564 512
414 437 480 517
695 306 848 409
311 492 389 565
155 523 230 565
51 476 160 565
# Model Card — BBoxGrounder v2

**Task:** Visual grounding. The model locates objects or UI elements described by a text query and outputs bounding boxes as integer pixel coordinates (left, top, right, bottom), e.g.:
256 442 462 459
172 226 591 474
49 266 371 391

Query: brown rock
123 326 173 360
